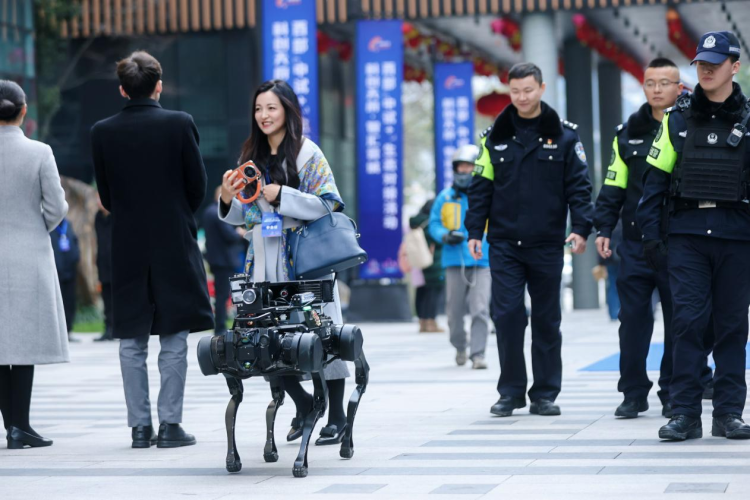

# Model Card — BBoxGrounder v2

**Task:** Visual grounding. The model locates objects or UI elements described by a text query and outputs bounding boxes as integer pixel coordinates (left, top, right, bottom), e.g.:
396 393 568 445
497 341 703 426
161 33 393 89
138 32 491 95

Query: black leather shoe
315 423 348 446
131 425 157 448
156 424 196 448
530 399 561 416
659 415 702 441
287 414 304 442
490 397 526 417
703 380 714 400
662 402 673 419
614 398 649 419
7 426 53 449
712 414 750 439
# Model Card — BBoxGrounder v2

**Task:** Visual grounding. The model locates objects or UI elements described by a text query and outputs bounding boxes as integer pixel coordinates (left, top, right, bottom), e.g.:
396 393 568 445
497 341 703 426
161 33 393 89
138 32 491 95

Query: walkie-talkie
727 102 750 148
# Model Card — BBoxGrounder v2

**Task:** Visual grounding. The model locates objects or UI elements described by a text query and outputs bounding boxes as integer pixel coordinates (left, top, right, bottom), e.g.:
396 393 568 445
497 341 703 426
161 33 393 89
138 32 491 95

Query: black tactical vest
673 110 747 203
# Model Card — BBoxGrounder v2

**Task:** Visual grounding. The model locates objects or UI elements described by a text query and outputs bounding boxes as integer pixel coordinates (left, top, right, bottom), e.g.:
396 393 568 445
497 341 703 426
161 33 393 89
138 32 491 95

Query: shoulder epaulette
479 126 492 139
615 122 626 134
673 93 691 112
561 119 578 130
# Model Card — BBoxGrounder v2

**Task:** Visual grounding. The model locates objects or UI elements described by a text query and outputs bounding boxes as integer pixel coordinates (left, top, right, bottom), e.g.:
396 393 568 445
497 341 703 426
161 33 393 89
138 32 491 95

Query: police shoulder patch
609 149 616 166
606 170 617 181
574 141 587 163
473 164 484 176
649 146 661 159
655 123 664 142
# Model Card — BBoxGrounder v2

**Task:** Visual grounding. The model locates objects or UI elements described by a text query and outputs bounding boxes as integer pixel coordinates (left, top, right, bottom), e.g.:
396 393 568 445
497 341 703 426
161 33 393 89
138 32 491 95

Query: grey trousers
119 331 189 427
446 267 491 358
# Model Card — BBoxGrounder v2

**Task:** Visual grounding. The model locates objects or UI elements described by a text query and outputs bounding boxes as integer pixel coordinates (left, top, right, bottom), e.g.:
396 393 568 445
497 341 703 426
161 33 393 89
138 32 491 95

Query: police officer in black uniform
637 31 750 440
595 58 684 419
466 62 594 417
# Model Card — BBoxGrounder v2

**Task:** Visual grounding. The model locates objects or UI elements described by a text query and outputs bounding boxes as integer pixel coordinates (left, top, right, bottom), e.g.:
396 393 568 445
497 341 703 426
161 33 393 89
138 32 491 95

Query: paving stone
664 482 729 493
316 484 387 494
430 483 499 494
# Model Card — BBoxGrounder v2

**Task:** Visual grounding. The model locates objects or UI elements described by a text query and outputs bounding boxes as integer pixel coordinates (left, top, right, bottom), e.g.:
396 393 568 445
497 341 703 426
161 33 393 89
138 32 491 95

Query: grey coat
0 126 70 365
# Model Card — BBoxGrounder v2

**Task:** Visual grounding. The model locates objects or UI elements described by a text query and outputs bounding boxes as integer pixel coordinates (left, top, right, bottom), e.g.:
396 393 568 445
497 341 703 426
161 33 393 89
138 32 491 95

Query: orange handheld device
233 161 262 204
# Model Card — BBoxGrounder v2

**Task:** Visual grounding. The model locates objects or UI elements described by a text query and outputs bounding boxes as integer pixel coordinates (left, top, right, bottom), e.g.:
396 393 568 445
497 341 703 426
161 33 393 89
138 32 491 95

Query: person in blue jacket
429 145 491 369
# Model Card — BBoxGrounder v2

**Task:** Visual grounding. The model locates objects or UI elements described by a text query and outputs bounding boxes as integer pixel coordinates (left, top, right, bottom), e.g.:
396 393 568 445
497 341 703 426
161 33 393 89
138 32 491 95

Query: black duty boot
530 399 561 416
490 396 526 417
157 424 196 448
615 398 649 419
662 402 673 419
659 415 702 441
131 425 157 448
712 414 750 440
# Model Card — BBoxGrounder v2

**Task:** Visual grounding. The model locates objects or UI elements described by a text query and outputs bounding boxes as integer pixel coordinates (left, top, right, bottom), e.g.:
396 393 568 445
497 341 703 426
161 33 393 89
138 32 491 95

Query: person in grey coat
219 80 350 447
0 80 69 449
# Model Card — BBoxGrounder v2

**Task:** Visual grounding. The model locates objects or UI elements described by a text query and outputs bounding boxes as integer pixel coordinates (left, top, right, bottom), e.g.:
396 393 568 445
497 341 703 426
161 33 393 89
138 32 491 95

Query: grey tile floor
1 308 749 499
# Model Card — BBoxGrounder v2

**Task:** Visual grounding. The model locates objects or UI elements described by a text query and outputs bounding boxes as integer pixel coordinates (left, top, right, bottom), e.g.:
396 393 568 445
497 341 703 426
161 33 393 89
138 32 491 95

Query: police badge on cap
692 31 741 65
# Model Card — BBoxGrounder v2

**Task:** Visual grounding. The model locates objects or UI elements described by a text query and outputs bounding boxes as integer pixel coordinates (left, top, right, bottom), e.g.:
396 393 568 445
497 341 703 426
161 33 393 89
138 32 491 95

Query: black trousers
490 242 563 402
212 266 235 334
0 365 34 432
415 285 442 320
668 235 750 418
59 278 76 333
616 239 674 403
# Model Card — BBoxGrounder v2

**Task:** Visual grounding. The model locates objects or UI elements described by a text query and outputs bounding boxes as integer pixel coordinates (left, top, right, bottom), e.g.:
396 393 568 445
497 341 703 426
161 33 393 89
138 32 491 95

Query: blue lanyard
57 219 68 236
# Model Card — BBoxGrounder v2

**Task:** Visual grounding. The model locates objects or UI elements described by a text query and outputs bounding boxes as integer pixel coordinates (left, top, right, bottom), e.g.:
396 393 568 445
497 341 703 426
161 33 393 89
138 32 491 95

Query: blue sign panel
263 0 318 143
356 20 403 279
434 62 474 191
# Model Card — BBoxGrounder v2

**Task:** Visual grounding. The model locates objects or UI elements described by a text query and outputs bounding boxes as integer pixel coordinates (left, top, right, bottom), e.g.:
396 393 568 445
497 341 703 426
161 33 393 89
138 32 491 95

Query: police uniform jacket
595 102 661 241
637 83 750 242
465 101 594 246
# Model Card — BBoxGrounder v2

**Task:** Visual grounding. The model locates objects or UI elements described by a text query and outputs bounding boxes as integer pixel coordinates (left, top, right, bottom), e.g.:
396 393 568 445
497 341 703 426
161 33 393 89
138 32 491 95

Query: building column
521 13 558 109
564 38 599 310
597 60 623 190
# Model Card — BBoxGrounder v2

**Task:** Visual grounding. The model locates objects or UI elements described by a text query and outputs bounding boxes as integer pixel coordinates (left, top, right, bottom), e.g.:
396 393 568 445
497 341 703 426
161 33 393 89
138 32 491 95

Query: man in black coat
201 187 246 334
91 51 214 449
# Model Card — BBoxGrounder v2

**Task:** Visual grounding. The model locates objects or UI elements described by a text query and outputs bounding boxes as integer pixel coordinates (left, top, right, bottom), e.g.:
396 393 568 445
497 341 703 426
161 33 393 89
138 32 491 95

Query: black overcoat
91 98 214 339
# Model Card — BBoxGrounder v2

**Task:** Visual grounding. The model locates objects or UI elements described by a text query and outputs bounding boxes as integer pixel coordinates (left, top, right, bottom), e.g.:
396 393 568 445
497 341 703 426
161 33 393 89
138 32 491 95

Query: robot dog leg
340 350 370 459
263 377 285 463
224 374 244 473
292 371 328 478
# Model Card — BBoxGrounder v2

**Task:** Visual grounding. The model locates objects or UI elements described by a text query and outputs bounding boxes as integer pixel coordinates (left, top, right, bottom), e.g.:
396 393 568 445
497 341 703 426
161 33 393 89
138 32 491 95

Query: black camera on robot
196 277 369 478
198 279 363 378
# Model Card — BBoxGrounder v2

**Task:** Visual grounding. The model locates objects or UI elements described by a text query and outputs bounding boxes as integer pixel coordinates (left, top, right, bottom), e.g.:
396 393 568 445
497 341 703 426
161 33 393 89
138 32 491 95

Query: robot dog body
197 277 369 478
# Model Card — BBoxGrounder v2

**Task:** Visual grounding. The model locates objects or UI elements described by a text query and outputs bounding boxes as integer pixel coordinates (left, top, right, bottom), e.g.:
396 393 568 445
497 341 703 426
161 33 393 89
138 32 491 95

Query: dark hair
508 62 543 85
730 55 740 64
116 51 162 99
0 80 26 121
647 57 679 69
239 80 304 189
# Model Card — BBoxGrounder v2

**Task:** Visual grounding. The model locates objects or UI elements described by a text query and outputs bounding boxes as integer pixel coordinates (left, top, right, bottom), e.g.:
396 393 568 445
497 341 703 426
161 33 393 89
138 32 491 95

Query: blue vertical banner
262 0 318 143
434 62 475 191
356 20 404 279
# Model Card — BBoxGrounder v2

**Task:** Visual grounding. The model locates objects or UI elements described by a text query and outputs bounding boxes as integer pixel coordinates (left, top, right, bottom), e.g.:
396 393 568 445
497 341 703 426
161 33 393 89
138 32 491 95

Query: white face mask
453 172 473 190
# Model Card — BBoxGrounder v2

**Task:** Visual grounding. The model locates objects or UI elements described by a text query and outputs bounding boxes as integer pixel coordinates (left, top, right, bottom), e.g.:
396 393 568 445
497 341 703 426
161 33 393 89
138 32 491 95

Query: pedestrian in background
0 80 69 449
409 199 445 334
91 51 214 449
219 79 350 446
51 217 81 343
202 187 246 334
429 145 491 369
466 62 594 418
94 194 114 342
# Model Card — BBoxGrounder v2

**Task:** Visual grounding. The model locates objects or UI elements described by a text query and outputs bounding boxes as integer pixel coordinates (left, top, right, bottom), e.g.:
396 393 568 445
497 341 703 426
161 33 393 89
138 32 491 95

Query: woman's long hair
239 80 304 189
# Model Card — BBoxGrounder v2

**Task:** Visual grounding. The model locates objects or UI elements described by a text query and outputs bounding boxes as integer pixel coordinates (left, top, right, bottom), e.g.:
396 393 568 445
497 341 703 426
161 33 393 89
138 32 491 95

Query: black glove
442 230 466 245
643 239 668 271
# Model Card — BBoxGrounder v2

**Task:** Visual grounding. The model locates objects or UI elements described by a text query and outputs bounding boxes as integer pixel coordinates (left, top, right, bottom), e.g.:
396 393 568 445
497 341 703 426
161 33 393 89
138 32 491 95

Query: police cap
692 31 741 65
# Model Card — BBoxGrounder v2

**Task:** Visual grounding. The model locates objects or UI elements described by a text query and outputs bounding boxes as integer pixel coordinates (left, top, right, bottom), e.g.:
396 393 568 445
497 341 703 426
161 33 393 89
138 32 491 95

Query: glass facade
0 0 37 137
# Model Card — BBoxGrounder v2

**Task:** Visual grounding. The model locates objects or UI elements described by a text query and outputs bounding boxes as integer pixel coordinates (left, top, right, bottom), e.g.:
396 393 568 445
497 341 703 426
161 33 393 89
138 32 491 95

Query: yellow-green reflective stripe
646 113 677 174
473 137 494 181
604 137 628 189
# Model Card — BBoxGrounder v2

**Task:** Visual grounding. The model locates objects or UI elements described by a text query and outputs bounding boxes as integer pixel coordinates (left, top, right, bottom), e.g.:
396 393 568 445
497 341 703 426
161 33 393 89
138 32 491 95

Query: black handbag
289 198 368 279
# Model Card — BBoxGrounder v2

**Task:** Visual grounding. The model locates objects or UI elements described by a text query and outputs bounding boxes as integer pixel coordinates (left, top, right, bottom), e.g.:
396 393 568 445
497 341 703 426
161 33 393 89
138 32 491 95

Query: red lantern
667 8 698 61
477 92 511 118
572 15 644 83
491 17 521 52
